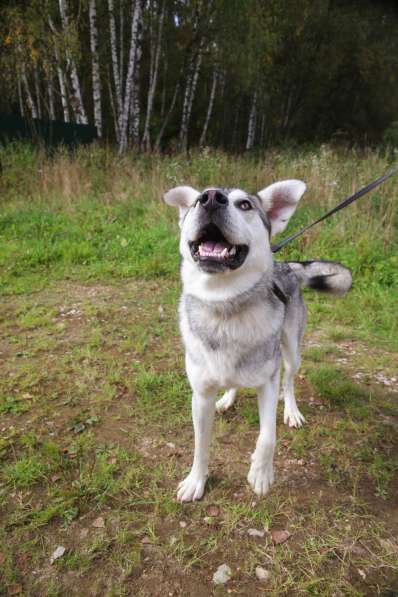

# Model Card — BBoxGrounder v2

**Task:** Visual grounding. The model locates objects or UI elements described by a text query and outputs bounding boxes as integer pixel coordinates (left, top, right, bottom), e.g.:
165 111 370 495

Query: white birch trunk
129 25 142 148
89 0 102 137
199 65 218 147
59 0 88 125
246 90 257 150
119 0 124 89
108 0 122 139
49 17 70 123
142 0 165 151
119 0 143 153
22 67 38 119
155 80 180 151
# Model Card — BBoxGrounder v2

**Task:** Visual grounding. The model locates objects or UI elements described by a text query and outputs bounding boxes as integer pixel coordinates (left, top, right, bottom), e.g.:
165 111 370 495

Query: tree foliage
1 0 397 151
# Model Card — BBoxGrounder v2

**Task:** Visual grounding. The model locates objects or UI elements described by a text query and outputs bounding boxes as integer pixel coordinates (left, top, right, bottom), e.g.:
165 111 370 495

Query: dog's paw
247 461 274 496
216 389 236 414
283 404 305 428
177 472 207 502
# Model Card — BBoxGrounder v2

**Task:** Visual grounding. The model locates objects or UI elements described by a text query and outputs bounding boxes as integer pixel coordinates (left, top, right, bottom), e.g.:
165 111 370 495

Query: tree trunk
246 90 257 150
155 80 180 151
58 0 88 124
34 67 42 118
21 67 38 119
142 0 166 151
179 41 204 152
48 17 70 123
18 76 25 117
199 65 218 147
48 77 56 120
108 0 122 140
118 0 143 153
129 22 143 148
89 0 102 137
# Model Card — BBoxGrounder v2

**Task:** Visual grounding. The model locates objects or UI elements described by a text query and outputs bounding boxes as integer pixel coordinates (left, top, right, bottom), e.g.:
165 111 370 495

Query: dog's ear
163 186 200 226
257 180 306 237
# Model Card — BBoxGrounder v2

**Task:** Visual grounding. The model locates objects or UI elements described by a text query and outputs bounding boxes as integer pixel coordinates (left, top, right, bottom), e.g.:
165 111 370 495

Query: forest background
2 0 398 153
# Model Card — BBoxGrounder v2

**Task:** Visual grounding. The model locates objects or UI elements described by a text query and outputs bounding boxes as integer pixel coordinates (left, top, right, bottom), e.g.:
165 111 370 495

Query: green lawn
0 145 397 596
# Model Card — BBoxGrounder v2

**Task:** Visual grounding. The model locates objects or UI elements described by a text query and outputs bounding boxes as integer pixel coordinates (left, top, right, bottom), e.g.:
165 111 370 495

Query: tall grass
0 142 397 346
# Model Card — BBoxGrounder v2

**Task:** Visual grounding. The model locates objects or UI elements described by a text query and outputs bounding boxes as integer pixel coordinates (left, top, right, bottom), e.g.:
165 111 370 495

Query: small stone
247 528 264 538
213 564 232 585
271 529 291 544
92 516 105 528
141 536 152 544
50 545 66 564
166 442 176 449
179 521 187 528
255 566 270 582
206 505 220 517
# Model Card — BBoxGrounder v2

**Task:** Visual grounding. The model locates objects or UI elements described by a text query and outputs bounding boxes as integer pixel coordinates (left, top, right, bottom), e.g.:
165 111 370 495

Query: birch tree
108 0 122 140
199 63 218 147
58 0 88 124
142 0 166 151
246 90 257 150
118 0 143 153
89 0 102 137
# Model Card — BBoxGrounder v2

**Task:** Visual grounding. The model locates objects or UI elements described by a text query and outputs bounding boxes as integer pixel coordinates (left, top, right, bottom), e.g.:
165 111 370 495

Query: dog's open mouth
189 224 249 271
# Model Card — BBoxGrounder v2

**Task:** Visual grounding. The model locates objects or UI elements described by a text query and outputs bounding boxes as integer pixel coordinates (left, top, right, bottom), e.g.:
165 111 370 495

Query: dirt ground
1 281 397 596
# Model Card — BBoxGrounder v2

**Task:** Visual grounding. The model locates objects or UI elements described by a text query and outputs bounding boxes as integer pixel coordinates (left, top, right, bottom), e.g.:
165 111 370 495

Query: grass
0 143 397 595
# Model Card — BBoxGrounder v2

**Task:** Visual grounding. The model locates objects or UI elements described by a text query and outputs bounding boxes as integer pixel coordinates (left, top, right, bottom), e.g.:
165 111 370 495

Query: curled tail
288 260 352 296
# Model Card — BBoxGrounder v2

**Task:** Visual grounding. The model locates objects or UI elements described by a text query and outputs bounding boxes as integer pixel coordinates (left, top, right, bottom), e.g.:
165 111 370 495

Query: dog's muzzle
197 189 228 213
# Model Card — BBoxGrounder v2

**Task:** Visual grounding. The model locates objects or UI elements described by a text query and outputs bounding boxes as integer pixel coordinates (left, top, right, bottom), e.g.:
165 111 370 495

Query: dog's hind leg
247 372 279 496
177 391 216 502
281 298 306 428
216 388 237 413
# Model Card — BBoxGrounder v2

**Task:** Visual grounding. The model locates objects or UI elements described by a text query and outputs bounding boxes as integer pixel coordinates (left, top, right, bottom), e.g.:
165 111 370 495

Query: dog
164 180 352 502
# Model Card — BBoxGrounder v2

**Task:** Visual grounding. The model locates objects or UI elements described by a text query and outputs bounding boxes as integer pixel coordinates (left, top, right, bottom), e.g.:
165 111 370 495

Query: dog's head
164 181 306 278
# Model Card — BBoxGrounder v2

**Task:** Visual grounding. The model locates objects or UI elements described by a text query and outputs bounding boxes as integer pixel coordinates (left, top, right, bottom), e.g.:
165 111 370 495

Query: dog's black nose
198 189 228 211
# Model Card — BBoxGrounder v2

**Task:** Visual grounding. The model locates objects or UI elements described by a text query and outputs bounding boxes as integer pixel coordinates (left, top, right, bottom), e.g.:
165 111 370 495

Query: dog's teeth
229 246 236 256
221 248 228 258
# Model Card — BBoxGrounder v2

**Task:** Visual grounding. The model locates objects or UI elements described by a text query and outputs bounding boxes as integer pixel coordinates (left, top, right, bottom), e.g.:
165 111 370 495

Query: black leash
271 166 398 253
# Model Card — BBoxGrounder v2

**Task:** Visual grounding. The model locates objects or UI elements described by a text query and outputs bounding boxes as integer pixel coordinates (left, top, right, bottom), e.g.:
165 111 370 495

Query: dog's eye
238 200 252 211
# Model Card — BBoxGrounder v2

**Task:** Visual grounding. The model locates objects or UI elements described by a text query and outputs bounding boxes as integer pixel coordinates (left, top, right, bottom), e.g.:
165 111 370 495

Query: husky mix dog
164 181 352 502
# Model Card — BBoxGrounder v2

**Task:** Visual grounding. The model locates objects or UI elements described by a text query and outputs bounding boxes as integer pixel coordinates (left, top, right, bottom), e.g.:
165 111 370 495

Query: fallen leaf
206 505 220 517
358 568 366 580
107 457 117 465
50 545 66 564
92 516 105 528
51 474 61 483
141 536 151 544
271 529 291 544
80 528 89 539
8 584 22 595
255 566 270 581
213 563 232 585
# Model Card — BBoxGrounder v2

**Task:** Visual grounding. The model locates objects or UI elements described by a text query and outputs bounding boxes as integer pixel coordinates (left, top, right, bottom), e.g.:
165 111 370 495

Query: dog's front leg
177 391 216 502
247 373 280 496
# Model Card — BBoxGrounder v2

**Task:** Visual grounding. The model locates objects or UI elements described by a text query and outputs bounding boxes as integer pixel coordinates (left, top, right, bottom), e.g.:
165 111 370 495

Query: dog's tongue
201 241 227 253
